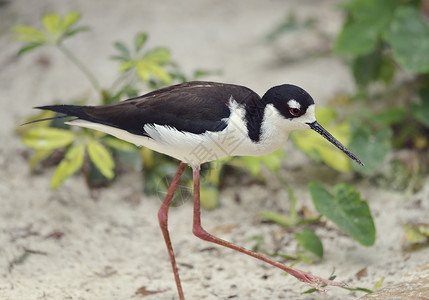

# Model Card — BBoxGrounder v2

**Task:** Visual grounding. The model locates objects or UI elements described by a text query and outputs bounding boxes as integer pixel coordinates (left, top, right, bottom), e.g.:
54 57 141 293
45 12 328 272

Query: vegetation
334 0 429 185
259 0 429 291
13 8 387 287
14 12 214 194
268 0 429 189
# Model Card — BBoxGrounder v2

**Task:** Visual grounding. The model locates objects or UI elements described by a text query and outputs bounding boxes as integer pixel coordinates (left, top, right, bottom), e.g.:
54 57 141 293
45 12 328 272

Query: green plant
259 181 374 265
267 1 429 189
14 12 211 193
333 0 429 185
402 223 429 250
309 182 375 246
15 12 176 189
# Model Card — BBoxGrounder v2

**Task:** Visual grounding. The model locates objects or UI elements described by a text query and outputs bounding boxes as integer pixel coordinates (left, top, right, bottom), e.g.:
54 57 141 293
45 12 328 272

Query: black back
36 81 263 137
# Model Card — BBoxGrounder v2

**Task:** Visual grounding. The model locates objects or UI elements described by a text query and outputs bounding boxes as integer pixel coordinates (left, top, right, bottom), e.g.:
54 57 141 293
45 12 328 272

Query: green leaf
377 55 396 84
352 52 376 87
17 43 44 56
340 0 398 24
342 286 374 293
143 47 170 64
51 144 84 190
366 107 406 125
22 127 76 150
309 182 375 246
119 60 134 72
301 288 318 294
241 156 261 176
403 223 429 244
352 47 395 87
335 0 399 56
63 26 90 38
136 60 151 82
259 211 293 227
348 126 391 175
385 6 429 73
145 63 172 83
13 25 47 43
135 59 172 83
60 11 81 31
13 25 44 36
135 33 148 52
114 42 131 60
86 140 115 179
374 277 385 291
42 13 61 35
294 228 324 259
241 150 284 175
200 185 219 210
335 22 379 56
29 148 55 170
13 12 87 46
260 149 285 172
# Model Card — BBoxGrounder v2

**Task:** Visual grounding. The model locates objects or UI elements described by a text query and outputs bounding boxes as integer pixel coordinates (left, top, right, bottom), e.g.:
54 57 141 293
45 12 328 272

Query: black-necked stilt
33 81 363 299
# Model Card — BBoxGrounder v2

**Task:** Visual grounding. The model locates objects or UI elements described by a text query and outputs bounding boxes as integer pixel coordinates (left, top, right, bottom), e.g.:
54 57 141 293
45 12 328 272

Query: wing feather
37 81 261 137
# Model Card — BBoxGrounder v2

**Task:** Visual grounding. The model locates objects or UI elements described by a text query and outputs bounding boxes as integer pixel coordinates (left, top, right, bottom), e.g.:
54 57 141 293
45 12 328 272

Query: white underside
66 102 315 166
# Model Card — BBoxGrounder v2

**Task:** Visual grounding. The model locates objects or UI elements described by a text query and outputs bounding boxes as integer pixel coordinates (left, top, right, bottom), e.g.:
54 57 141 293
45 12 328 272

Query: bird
31 81 363 299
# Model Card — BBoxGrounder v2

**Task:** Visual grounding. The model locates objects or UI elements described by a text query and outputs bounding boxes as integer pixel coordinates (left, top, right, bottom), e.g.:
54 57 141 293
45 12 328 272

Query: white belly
67 120 284 166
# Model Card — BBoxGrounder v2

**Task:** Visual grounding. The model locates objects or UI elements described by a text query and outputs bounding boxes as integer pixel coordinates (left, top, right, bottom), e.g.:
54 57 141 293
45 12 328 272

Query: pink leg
158 162 187 300
191 165 343 291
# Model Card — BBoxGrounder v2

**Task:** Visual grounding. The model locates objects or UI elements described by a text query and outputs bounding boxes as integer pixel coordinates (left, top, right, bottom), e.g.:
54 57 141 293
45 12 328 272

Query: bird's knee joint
193 226 212 241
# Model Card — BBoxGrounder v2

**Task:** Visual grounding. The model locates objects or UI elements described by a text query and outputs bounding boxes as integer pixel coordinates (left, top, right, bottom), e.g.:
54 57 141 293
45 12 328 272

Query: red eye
290 108 301 116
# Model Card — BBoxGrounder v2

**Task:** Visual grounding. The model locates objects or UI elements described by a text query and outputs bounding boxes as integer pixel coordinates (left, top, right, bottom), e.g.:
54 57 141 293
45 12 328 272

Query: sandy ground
1 1 429 299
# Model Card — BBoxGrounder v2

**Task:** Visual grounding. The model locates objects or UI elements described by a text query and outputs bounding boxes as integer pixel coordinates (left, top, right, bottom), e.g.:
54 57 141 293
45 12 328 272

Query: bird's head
262 84 364 166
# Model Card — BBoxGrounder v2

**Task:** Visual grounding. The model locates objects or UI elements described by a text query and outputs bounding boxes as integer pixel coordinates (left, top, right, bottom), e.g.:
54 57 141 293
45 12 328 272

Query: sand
1 1 428 299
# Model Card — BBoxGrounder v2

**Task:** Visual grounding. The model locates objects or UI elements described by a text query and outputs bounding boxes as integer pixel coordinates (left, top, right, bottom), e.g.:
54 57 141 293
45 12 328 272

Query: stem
275 171 297 224
57 43 101 94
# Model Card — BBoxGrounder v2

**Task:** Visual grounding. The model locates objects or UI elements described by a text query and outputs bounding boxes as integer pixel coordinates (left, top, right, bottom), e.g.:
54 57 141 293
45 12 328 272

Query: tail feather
21 105 89 126
35 105 89 119
27 104 148 137
22 114 72 126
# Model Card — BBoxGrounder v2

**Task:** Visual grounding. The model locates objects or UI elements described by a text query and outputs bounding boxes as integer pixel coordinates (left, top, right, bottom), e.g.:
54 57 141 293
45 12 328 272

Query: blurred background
1 1 429 299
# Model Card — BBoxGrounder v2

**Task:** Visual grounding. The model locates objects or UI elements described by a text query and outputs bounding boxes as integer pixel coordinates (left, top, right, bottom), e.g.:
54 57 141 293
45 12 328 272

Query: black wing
35 81 261 137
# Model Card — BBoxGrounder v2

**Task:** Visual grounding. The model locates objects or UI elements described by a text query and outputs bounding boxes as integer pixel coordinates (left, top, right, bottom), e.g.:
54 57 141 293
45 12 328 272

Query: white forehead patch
287 99 300 109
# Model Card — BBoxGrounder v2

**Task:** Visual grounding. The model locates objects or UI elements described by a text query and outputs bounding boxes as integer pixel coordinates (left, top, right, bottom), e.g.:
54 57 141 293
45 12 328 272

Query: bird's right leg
158 161 187 300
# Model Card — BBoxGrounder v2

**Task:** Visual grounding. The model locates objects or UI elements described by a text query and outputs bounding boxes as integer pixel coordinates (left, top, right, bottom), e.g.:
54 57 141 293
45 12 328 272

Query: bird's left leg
191 165 343 291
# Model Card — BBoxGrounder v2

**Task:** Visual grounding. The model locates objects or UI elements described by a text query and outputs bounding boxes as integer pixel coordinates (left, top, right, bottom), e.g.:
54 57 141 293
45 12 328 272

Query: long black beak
308 121 364 166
